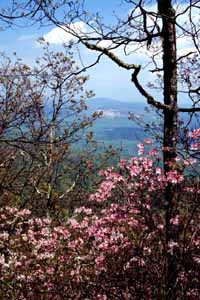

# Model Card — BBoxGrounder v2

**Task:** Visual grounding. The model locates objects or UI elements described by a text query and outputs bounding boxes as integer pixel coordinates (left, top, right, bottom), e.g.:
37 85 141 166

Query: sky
0 0 196 103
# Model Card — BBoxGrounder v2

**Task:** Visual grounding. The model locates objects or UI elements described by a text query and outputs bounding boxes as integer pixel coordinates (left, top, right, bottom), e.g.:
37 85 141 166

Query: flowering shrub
0 142 200 299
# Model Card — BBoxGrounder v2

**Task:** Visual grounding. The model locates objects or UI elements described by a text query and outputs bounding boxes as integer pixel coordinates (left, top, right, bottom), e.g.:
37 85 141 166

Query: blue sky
0 0 193 103
0 0 148 102
0 29 142 102
0 38 137 103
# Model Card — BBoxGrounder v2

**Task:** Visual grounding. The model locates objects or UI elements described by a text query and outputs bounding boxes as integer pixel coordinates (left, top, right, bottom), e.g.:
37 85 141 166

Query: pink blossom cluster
0 204 161 299
0 151 200 299
0 199 199 299
189 128 200 139
89 155 184 204
189 128 200 151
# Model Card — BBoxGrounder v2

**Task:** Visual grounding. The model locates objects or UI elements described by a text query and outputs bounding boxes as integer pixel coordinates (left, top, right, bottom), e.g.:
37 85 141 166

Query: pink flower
168 241 179 254
95 255 105 266
143 138 153 144
190 142 200 150
170 215 179 226
189 128 200 139
183 158 197 165
137 143 144 155
149 148 158 156
166 170 184 184
155 167 162 175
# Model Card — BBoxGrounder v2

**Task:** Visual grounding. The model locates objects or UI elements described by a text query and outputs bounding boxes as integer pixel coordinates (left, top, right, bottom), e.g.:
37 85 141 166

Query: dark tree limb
178 106 200 112
131 67 168 110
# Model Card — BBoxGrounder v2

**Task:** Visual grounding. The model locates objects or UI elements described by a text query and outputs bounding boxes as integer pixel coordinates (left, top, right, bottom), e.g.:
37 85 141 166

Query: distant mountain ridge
84 97 152 157
86 97 147 116
47 96 199 157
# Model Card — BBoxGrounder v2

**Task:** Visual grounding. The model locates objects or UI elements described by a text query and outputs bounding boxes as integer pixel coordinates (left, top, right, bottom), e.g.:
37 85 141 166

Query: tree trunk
158 1 179 299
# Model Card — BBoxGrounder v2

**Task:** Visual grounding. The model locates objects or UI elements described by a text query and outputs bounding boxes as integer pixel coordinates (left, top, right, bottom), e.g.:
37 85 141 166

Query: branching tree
0 44 106 217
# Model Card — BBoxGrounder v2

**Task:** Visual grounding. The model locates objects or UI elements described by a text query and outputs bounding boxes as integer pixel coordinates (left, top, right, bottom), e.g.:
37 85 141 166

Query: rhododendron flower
143 138 153 144
183 158 197 165
193 257 200 264
190 142 200 150
168 241 179 255
149 148 158 156
95 255 105 266
166 170 184 184
17 208 31 217
170 215 179 226
189 128 200 139
155 167 162 175
74 206 92 215
0 144 200 300
137 143 144 155
0 254 5 265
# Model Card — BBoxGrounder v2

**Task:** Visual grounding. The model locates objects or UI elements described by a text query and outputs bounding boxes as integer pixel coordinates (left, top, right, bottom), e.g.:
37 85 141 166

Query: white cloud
43 21 87 45
101 109 122 118
41 4 199 65
42 21 116 49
